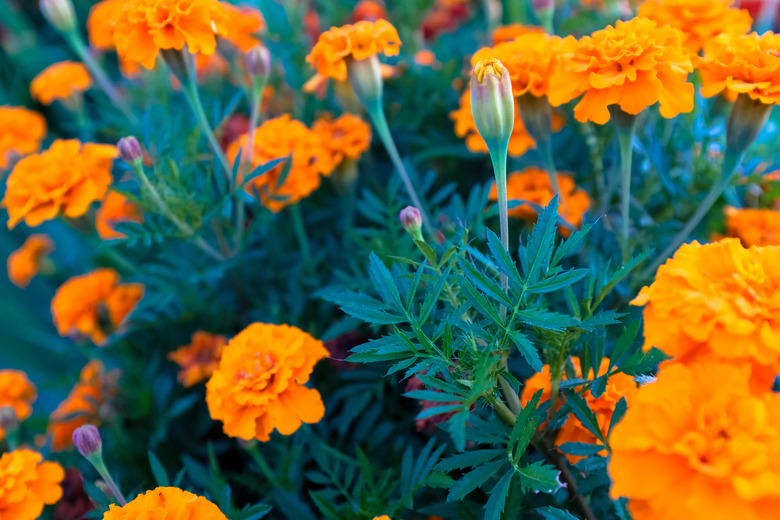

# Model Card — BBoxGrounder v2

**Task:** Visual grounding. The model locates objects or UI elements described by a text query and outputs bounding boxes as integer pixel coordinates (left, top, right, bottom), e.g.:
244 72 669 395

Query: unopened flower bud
117 136 142 165
246 45 271 80
470 59 514 150
73 424 102 458
400 206 423 241
0 407 18 434
726 94 774 156
347 55 384 107
160 48 191 83
40 0 76 33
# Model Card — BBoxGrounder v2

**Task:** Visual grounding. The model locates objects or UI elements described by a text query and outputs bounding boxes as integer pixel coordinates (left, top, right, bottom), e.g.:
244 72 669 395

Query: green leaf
515 308 576 330
369 252 406 315
447 410 470 452
525 268 590 294
617 347 669 376
447 459 507 502
485 229 523 291
524 194 559 283
609 320 641 371
565 392 607 445
419 266 451 323
148 451 170 487
559 442 606 456
457 276 504 327
434 449 505 472
508 390 542 461
406 260 427 312
458 258 513 307
551 222 593 266
536 506 580 520
608 397 628 436
594 249 652 308
508 332 543 372
484 469 513 520
417 404 463 420
513 461 561 493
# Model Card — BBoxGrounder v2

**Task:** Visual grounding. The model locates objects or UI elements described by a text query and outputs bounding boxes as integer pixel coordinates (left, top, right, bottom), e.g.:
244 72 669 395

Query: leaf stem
181 77 233 184
289 202 313 274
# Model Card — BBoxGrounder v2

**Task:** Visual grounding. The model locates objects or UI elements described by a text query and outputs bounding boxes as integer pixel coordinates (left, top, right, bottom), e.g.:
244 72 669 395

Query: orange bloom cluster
167 331 226 387
724 206 780 246
47 360 120 451
0 370 37 439
104 487 227 520
7 234 54 288
549 18 694 124
699 32 780 105
96 191 143 240
0 449 64 520
2 139 117 229
51 268 144 345
220 2 265 53
451 91 536 156
312 113 372 166
610 361 780 519
638 0 752 54
226 115 335 211
0 106 46 169
521 358 637 463
306 19 401 81
30 62 92 106
206 323 328 442
489 167 591 234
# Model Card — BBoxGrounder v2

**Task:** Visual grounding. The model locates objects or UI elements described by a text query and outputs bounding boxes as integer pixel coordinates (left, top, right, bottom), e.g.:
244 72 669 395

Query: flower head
638 0 752 53
72 425 102 458
40 0 77 33
549 18 694 124
610 361 780 518
399 206 423 241
0 106 46 169
30 61 92 106
2 139 117 229
492 23 545 45
220 2 265 53
311 113 372 166
167 331 227 387
0 449 64 520
104 487 227 520
51 268 144 345
0 370 37 440
7 234 54 288
470 59 515 149
724 206 780 246
306 19 401 81
96 191 143 240
206 323 328 442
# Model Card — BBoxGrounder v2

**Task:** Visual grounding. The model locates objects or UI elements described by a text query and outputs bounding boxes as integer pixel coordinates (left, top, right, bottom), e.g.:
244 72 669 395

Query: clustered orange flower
548 17 694 124
104 487 227 520
30 62 92 105
51 268 144 345
96 191 143 240
167 331 227 387
0 449 64 520
724 206 780 246
206 323 328 442
220 2 265 53
451 91 536 156
7 234 54 288
0 370 37 439
47 360 120 451
306 19 401 81
2 139 117 229
521 358 637 463
637 0 752 53
0 106 46 169
699 32 780 105
226 115 335 211
312 113 372 166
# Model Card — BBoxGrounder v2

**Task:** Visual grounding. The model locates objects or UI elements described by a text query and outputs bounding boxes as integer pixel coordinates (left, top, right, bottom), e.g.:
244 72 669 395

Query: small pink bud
73 424 102 458
117 136 143 165
246 45 271 79
400 206 423 241
40 0 76 33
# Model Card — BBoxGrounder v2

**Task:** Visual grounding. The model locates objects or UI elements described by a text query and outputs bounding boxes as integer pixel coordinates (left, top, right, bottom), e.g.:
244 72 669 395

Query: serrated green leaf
536 506 579 520
508 331 543 372
434 449 505 472
509 389 542 461
419 267 452 323
608 397 628 436
484 469 513 520
559 442 606 456
617 347 669 376
513 461 561 493
524 195 559 283
525 268 590 294
565 392 607 446
148 451 170 487
369 252 406 315
458 258 513 307
447 459 507 502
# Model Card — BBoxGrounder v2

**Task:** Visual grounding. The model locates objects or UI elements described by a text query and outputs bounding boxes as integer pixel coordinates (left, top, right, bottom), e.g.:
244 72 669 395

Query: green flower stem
488 144 510 319
536 137 561 195
87 455 127 506
181 78 233 184
234 82 266 254
615 118 637 261
289 202 313 274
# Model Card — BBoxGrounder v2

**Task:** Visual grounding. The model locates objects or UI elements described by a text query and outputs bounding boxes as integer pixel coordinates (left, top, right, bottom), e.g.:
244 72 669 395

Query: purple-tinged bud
246 45 271 80
0 407 18 434
117 136 143 165
40 0 76 33
400 206 423 241
73 424 103 458
470 59 514 150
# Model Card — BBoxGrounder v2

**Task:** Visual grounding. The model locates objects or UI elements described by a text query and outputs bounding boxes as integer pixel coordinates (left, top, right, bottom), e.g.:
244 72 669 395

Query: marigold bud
347 55 384 107
40 0 76 33
470 59 515 149
726 93 774 156
400 206 423 241
0 407 18 434
246 45 271 80
117 136 142 165
73 424 102 458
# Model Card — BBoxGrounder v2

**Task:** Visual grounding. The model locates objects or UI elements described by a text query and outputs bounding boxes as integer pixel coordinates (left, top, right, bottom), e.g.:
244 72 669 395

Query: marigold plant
103 487 227 520
30 61 92 105
0 370 37 439
312 112 372 166
0 449 64 520
7 234 54 288
0 106 46 169
167 331 227 387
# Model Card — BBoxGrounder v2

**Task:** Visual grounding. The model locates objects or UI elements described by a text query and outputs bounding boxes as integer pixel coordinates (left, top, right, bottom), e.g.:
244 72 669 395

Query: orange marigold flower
489 167 591 235
638 0 752 54
206 323 328 442
0 370 37 439
372 517 391 520
0 106 46 169
51 268 144 345
2 139 117 229
353 0 387 22
104 487 227 520
7 234 54 288
451 90 536 156
168 331 226 387
610 361 780 518
492 23 544 45
306 19 401 81
0 449 64 520
30 62 92 106
414 49 438 67
47 360 120 452
631 238 780 374
226 115 334 212
87 0 125 49
95 191 143 240
521 358 637 463
725 206 780 246
699 32 780 105
220 2 265 52
548 18 694 124
311 113 372 166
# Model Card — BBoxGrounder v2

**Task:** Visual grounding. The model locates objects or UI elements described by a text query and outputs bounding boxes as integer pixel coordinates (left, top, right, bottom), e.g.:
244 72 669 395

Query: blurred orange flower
0 106 46 169
0 370 37 439
226 115 334 211
2 139 117 229
414 49 438 67
7 234 54 288
492 23 544 45
610 361 780 518
167 331 227 387
220 2 265 52
104 487 227 520
30 62 92 105
51 268 144 345
306 19 401 81
699 32 780 104
353 0 387 21
725 206 780 246
87 0 142 77
638 0 752 53
549 18 694 124
312 113 372 166
0 449 64 520
96 191 143 240
206 323 328 442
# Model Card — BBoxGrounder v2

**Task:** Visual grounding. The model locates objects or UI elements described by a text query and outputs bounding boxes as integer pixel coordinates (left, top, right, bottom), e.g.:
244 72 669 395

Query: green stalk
489 144 510 305
611 108 637 261
234 83 266 253
181 78 233 184
536 137 560 195
86 455 127 506
289 202 312 273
